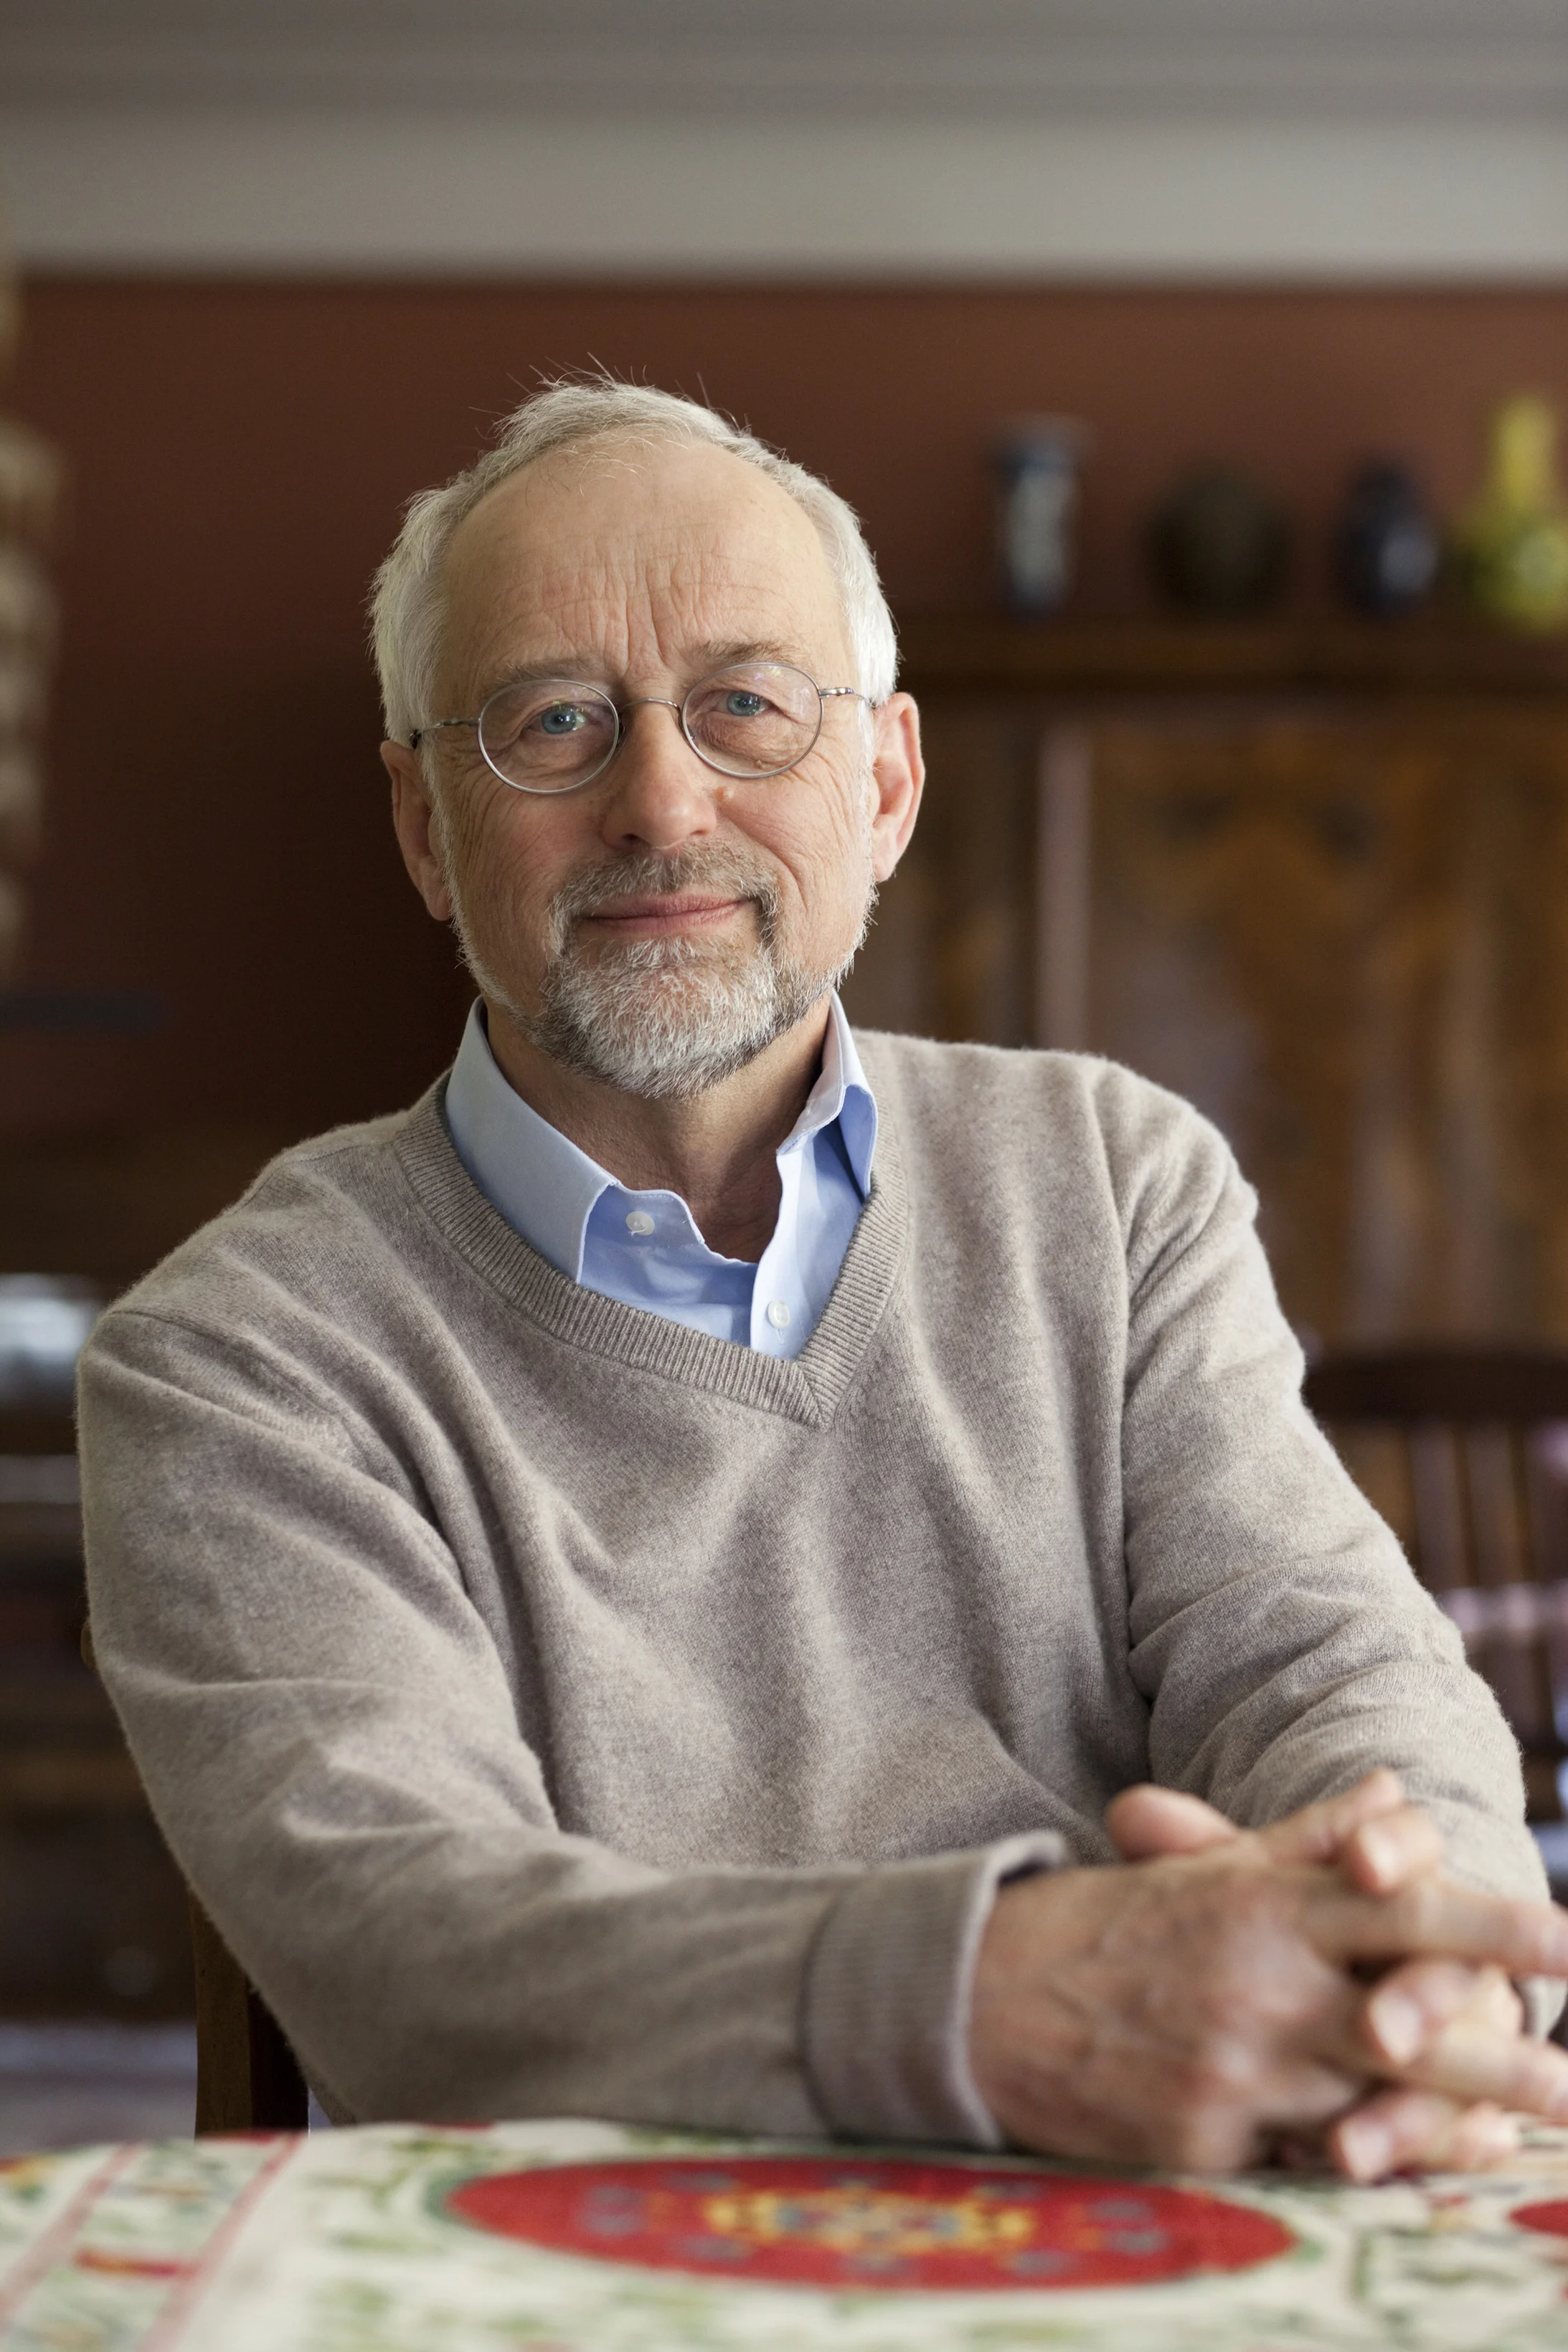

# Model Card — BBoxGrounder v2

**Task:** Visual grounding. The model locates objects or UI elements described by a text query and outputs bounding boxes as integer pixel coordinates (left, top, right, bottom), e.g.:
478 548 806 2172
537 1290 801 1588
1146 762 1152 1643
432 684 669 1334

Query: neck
482 997 833 1262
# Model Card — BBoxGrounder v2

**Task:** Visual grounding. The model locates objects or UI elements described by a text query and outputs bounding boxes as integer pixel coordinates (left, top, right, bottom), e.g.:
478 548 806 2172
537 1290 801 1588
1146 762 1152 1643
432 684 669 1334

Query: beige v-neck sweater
77 1035 1544 2137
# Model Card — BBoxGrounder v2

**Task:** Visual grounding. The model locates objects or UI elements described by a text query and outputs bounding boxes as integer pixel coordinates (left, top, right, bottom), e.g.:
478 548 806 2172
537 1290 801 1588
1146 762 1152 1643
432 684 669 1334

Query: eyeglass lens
476 663 823 793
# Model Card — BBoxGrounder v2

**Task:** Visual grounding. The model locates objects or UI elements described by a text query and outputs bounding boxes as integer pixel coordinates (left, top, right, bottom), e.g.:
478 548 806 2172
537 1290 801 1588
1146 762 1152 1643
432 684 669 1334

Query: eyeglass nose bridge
595 690 823 788
599 694 698 785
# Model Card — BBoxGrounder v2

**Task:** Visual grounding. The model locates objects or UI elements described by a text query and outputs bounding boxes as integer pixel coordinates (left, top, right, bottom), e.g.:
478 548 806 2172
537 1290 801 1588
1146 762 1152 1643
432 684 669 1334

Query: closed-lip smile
579 892 750 936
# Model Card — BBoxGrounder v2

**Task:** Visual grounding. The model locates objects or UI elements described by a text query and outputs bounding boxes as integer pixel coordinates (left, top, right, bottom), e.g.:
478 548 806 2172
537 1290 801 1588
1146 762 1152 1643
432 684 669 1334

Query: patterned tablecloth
6 2119 1568 2351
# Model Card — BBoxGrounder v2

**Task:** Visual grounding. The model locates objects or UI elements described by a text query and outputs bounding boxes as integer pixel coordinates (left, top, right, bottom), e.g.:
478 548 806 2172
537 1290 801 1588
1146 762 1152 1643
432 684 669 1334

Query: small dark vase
1335 459 1439 615
1147 465 1290 616
991 416 1089 617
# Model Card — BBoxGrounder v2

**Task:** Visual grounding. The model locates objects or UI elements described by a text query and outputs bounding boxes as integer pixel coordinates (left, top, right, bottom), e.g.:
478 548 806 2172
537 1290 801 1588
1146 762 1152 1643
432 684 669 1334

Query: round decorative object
1146 465 1290 617
1335 460 1440 615
446 2154 1295 2292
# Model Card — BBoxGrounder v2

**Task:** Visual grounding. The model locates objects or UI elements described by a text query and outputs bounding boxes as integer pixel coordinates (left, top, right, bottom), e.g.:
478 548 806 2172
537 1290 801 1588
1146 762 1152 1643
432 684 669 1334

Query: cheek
443 793 563 953
741 765 873 905
800 794 877 931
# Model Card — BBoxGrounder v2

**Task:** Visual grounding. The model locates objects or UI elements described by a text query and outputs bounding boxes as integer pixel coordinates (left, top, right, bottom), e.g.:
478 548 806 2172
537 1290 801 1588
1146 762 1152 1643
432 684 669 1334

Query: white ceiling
4 0 1568 115
1 0 1566 275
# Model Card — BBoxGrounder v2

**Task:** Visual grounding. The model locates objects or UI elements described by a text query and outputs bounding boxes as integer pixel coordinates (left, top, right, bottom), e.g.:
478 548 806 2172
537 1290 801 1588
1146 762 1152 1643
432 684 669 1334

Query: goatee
456 844 874 1101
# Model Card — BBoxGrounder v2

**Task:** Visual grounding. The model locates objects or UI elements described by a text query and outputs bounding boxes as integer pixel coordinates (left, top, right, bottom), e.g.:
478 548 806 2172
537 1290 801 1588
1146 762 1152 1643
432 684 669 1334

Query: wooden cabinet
844 619 1568 1349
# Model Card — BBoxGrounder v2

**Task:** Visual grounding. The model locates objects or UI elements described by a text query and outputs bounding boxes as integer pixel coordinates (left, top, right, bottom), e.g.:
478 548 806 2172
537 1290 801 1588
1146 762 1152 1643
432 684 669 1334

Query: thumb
1105 1783 1242 1861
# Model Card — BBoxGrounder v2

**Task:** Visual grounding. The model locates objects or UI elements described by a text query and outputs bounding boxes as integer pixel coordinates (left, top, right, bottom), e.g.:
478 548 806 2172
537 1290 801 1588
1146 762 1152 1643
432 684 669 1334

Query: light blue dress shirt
443 996 877 1361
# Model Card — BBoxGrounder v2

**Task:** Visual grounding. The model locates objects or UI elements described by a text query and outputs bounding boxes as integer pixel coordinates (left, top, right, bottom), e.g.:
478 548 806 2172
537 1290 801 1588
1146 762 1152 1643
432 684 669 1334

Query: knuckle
1198 2031 1269 2101
1166 2105 1251 2173
1153 2039 1268 2170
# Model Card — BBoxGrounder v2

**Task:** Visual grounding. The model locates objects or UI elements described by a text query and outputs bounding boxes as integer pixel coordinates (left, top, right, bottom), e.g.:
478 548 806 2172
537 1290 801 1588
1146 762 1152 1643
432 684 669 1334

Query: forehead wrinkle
475 637 818 706
438 446 849 709
452 557 844 711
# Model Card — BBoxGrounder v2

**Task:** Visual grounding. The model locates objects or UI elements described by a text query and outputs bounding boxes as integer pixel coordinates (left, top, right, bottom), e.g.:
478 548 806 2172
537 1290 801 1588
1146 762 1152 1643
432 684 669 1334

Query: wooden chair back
79 1619 309 2132
187 1888 310 2133
1304 1347 1568 1820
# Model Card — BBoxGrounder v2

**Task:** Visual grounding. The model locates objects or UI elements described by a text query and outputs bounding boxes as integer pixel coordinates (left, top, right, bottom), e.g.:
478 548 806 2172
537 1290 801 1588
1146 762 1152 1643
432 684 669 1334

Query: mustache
546 846 781 945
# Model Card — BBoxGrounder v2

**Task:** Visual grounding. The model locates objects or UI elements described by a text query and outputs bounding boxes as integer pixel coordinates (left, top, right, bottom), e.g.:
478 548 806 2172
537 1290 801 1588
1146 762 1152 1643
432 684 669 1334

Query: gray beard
453 846 874 1102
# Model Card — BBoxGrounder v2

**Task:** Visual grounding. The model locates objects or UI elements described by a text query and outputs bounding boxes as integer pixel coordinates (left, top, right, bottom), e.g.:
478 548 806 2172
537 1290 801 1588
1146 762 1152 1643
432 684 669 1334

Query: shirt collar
785 991 877 1196
442 991 878 1284
443 1003 611 1282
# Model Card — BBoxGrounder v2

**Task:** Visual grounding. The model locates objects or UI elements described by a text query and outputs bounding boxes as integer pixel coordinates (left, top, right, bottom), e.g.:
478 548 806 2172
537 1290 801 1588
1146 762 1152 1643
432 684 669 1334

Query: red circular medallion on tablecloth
1511 2198 1568 2239
445 2156 1295 2291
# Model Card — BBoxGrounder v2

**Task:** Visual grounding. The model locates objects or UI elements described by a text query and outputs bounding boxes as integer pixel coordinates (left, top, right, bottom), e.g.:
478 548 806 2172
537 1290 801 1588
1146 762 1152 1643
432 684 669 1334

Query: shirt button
766 1300 791 1330
625 1209 656 1236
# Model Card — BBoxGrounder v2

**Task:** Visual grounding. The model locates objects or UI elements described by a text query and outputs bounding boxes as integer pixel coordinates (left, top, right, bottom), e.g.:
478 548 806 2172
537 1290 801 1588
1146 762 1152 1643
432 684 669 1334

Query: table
7 2119 1568 2351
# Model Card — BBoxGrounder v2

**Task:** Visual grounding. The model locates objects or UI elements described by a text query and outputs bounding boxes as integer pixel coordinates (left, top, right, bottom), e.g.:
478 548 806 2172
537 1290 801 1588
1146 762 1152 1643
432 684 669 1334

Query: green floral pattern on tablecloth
0 2135 291 2350
5 2122 1568 2351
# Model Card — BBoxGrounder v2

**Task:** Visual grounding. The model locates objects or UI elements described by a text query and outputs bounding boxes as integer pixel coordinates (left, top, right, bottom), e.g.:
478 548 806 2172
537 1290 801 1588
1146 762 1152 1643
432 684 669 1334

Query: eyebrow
473 638 811 704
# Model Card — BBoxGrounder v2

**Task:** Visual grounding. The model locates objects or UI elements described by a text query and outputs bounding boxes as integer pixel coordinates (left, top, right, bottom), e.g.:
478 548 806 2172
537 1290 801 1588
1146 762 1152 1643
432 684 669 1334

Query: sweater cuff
800 1833 1067 2146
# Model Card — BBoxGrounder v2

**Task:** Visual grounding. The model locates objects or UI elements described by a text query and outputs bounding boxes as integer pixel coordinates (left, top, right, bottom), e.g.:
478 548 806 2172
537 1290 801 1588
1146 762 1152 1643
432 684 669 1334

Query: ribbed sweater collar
392 1079 908 1430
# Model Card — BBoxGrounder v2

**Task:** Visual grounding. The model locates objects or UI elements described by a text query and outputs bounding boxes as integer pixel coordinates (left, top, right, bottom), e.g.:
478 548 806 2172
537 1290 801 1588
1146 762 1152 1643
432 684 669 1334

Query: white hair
369 380 899 746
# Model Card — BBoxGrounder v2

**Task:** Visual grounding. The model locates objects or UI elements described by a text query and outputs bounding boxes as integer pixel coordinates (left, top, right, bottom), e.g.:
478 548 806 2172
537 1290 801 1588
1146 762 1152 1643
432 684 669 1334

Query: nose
594 698 721 857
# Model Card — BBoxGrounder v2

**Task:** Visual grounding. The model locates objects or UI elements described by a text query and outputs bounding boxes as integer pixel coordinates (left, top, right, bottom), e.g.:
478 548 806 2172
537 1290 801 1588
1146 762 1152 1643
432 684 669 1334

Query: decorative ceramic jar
1454 395 1568 634
1146 464 1290 617
991 417 1089 617
1334 460 1439 616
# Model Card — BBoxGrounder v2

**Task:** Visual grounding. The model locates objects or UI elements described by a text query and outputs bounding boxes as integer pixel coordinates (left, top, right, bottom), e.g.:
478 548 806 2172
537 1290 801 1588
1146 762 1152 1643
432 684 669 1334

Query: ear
866 693 924 884
383 740 454 923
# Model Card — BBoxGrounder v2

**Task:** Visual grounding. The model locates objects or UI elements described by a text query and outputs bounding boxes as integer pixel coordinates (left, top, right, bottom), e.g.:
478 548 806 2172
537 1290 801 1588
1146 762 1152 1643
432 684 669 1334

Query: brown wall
6 278 1568 1145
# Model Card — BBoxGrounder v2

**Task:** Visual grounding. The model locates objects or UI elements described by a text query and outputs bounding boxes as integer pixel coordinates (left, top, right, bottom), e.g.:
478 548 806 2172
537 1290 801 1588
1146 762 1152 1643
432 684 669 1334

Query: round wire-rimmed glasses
409 661 871 796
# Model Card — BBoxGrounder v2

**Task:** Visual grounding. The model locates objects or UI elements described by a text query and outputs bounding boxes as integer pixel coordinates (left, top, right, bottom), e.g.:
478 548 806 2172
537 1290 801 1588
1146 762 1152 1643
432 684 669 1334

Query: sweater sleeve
1105 1072 1559 2023
77 1307 1062 2136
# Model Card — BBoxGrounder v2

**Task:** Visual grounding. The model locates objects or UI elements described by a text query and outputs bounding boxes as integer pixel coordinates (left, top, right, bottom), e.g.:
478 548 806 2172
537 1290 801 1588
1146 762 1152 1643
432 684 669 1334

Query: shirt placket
750 1141 812 1358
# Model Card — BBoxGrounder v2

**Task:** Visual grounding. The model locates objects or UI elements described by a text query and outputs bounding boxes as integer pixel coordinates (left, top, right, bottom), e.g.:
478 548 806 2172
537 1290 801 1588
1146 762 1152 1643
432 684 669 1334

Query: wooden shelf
896 614 1568 699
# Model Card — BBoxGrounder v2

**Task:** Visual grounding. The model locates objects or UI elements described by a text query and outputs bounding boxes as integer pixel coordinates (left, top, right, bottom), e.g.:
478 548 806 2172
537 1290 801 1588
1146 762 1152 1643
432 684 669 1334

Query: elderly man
80 383 1568 2179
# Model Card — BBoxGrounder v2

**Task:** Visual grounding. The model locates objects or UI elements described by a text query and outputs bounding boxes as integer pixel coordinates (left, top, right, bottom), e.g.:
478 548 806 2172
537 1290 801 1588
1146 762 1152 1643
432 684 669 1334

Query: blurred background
1 0 1568 2139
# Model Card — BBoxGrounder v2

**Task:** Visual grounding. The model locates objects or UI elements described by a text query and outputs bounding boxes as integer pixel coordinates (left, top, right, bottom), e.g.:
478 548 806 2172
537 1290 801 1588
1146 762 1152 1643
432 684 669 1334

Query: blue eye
723 691 768 719
537 703 589 735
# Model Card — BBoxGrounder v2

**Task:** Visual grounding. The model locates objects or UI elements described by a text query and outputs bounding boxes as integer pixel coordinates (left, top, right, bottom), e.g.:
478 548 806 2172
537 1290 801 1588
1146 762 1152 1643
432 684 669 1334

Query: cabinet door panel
840 696 1039 1048
1082 702 1568 1345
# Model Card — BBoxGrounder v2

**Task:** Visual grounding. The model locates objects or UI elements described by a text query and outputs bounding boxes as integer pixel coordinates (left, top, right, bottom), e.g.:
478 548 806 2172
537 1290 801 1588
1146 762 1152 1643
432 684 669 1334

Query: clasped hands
970 1770 1568 2180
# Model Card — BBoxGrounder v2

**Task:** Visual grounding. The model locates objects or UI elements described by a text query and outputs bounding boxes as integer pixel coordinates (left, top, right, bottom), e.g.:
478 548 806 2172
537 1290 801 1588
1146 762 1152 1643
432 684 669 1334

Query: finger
1105 1785 1240 1861
1390 2016 1568 2120
1257 1770 1407 1869
1106 1771 1413 1867
1475 1967 1527 2036
1444 2100 1522 2171
1363 1960 1491 2067
1338 1807 1447 1897
1313 1875 1568 1979
1331 2088 1519 2183
1394 1960 1522 2043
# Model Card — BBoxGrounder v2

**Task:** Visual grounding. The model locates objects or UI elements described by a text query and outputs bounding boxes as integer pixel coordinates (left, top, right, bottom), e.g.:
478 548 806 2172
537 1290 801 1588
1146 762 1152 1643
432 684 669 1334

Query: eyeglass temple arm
407 717 479 749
